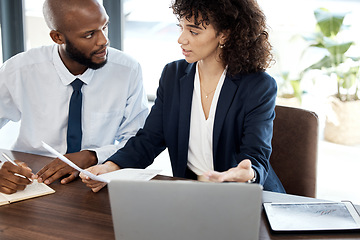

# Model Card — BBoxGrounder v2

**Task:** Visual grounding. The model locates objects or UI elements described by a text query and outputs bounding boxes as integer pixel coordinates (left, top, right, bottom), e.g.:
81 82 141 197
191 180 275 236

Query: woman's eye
176 24 183 31
190 30 198 35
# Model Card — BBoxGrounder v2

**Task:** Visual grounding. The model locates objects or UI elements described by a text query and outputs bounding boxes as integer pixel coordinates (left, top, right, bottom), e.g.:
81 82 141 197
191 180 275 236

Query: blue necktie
66 78 84 153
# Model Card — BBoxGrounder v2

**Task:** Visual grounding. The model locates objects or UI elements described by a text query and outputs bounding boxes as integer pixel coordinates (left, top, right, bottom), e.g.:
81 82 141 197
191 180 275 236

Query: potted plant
302 7 360 145
275 71 303 108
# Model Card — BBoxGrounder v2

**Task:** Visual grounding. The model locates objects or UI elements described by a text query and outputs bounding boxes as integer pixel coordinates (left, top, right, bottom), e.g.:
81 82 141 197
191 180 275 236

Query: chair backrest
270 105 319 198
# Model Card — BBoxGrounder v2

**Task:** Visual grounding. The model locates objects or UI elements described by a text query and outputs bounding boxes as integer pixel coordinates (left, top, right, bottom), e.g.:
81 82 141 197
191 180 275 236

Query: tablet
263 201 360 232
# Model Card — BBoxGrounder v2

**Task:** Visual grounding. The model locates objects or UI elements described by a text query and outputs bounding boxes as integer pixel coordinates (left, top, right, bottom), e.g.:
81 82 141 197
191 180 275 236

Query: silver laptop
108 180 263 240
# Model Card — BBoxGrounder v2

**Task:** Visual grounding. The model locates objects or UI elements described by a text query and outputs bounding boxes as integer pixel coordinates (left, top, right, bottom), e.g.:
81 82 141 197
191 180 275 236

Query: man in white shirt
0 0 148 194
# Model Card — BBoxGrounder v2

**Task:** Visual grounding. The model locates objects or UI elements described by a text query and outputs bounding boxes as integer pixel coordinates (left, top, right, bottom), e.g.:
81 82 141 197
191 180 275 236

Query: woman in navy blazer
81 0 285 193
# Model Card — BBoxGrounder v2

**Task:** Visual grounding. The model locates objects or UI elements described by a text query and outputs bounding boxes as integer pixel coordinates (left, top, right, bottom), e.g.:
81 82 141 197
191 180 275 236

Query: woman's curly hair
171 0 274 75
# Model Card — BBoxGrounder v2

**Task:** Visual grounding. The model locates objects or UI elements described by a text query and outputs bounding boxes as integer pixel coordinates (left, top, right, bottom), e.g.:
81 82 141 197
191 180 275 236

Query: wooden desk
0 150 359 240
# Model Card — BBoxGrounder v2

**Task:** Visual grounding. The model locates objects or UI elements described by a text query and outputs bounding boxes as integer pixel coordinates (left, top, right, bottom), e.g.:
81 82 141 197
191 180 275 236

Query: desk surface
0 150 359 240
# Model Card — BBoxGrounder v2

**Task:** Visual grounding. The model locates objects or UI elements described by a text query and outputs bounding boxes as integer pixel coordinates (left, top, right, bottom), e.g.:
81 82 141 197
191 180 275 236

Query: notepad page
1 179 55 204
0 194 9 206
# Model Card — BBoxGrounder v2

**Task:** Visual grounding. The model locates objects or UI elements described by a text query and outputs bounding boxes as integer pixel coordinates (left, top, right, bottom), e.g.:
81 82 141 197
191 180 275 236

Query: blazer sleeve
237 73 277 185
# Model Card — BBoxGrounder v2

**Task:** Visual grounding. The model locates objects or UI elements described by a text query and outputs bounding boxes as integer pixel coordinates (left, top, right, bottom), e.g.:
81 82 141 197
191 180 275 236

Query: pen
1 152 32 181
41 141 109 183
1 152 18 166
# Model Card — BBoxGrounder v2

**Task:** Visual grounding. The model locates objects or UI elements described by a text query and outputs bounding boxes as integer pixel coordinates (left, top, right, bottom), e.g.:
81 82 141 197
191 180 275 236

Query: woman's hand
203 159 255 183
80 161 120 192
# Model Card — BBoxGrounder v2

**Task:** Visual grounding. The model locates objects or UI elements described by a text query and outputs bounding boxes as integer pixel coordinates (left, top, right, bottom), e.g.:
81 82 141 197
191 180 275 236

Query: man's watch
247 169 257 183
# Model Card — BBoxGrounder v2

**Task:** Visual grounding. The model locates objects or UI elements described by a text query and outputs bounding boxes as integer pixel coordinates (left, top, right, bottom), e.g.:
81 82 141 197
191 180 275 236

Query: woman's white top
187 62 227 176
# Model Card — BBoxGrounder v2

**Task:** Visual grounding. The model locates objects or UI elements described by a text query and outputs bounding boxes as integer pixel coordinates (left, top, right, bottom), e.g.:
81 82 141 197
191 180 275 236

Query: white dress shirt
187 63 226 175
0 45 148 163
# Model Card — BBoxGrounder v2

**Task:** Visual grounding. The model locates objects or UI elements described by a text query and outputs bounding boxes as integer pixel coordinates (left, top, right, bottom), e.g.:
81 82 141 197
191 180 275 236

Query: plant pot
324 96 360 145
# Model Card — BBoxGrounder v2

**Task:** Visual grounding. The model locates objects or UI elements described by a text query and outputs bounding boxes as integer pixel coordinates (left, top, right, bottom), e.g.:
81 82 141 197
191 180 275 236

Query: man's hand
35 150 97 185
80 161 120 193
203 159 255 183
0 161 33 194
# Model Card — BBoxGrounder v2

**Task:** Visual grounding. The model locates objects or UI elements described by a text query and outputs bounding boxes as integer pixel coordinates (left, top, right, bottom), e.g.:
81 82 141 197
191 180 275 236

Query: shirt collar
52 45 95 86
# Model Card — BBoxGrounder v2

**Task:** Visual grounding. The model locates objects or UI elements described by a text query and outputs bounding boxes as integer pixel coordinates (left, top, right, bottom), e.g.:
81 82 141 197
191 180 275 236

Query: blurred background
0 0 359 203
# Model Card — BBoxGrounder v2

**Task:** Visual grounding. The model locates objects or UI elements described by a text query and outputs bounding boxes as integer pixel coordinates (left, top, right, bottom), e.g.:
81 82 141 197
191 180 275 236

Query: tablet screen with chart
263 201 360 232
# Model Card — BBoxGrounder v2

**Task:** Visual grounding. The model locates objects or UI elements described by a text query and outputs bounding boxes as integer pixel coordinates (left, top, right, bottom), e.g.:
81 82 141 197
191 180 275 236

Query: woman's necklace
200 84 216 99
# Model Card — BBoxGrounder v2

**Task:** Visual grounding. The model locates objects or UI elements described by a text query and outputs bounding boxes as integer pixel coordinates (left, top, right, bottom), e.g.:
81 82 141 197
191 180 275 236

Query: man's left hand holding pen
0 153 34 194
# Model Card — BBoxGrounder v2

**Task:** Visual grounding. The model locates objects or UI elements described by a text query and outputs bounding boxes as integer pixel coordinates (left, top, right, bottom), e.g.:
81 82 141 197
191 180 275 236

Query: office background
0 0 359 203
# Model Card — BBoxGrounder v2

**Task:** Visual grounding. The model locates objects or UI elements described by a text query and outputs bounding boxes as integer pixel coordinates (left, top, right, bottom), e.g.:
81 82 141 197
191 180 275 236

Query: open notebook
0 179 55 206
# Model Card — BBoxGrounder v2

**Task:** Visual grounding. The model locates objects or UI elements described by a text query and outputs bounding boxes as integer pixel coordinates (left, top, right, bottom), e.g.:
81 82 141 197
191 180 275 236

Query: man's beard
65 39 108 70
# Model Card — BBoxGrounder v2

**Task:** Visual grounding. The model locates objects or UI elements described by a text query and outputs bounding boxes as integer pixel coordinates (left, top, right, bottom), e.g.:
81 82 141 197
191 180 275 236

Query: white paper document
41 141 161 183
99 168 161 182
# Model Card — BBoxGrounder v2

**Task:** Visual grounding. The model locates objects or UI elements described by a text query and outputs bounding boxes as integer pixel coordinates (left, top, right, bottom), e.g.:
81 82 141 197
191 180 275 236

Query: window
0 25 3 64
19 0 360 98
123 0 182 98
24 0 52 49
123 0 360 98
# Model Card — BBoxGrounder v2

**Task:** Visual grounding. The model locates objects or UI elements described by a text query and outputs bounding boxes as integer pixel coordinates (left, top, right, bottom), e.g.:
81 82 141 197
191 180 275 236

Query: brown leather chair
270 105 319 198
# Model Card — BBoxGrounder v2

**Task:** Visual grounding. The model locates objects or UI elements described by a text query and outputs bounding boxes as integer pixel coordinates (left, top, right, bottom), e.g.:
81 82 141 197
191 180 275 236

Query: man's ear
49 30 65 44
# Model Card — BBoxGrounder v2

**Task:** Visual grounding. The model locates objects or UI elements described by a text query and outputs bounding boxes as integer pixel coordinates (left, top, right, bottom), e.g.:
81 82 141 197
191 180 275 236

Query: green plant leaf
339 65 360 89
302 32 324 44
323 38 353 56
281 71 289 81
290 79 302 102
341 75 355 89
314 8 347 37
304 56 333 71
299 8 359 101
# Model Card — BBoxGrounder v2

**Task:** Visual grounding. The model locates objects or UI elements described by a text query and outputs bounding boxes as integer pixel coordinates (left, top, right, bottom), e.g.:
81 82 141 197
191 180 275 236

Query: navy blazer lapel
177 63 196 174
213 75 239 167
